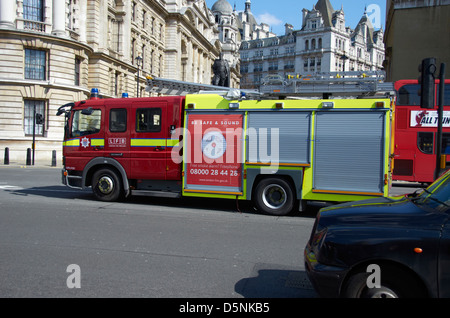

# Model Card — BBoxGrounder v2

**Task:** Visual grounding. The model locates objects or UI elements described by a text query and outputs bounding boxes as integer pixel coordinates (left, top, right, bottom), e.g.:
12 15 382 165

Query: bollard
51 150 57 167
4 147 9 165
26 148 32 166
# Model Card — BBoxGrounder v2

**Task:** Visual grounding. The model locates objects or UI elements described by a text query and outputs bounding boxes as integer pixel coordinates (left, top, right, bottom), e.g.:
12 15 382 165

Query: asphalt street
0 165 421 299
0 165 320 299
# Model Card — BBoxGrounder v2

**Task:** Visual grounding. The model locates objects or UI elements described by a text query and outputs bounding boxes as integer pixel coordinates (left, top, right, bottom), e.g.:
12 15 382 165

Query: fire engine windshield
71 109 102 137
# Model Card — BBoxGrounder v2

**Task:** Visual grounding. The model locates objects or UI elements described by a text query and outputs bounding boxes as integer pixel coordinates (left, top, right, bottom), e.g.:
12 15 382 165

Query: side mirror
56 102 75 116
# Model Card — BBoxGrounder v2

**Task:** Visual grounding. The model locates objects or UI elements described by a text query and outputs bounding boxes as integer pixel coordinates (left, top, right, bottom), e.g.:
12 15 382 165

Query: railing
17 19 49 33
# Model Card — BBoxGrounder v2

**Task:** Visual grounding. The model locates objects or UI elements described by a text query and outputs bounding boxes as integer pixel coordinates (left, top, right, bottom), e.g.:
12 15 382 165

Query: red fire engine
393 79 450 183
57 74 395 216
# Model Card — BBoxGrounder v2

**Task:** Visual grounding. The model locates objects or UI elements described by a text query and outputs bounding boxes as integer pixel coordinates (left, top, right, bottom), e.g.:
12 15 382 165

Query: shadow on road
235 266 317 298
6 185 320 218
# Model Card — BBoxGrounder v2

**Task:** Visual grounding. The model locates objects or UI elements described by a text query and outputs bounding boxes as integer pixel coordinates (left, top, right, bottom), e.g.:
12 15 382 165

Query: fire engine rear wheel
92 168 123 202
254 178 295 216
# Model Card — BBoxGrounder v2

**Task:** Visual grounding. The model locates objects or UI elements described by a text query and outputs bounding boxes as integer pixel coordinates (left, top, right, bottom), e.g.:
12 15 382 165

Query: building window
131 39 136 62
23 0 44 22
268 61 278 71
24 100 45 136
142 10 146 28
75 58 81 86
25 49 46 80
132 2 137 21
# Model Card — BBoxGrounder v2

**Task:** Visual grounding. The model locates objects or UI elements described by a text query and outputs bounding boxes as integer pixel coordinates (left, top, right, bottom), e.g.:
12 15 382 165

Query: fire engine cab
58 73 394 216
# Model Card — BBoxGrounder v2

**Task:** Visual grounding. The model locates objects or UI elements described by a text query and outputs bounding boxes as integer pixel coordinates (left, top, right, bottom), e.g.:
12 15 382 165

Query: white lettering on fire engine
108 138 127 147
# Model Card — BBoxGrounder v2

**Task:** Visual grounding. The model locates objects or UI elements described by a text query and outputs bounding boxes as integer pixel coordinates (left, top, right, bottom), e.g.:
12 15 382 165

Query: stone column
52 0 66 37
0 0 15 29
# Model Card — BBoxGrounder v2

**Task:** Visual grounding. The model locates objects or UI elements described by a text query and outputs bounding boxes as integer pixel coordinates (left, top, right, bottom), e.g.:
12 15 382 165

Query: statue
212 55 230 87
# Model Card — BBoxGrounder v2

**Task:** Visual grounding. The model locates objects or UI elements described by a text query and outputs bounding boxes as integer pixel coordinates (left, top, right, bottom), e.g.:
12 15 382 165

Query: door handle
110 153 123 157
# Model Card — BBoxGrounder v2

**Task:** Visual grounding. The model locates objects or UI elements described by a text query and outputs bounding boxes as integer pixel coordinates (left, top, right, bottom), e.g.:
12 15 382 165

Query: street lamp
136 55 143 97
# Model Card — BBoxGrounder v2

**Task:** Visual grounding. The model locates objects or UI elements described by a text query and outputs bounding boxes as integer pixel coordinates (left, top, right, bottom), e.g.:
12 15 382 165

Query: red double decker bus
393 79 450 183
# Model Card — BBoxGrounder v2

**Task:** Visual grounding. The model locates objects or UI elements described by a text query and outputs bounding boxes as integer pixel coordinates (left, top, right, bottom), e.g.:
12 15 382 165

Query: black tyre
342 266 425 298
254 178 295 216
91 168 123 202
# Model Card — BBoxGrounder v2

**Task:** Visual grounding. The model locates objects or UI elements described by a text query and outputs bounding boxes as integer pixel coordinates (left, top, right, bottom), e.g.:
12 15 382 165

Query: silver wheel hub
98 176 114 194
365 287 398 298
262 184 287 210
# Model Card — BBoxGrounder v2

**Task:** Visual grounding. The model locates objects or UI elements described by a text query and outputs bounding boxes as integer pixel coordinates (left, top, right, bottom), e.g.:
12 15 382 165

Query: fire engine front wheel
254 178 295 216
92 168 123 202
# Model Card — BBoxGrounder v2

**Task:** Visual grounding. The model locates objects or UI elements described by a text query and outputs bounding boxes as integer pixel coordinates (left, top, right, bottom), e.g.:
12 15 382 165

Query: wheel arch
246 168 302 201
82 157 130 197
340 259 430 298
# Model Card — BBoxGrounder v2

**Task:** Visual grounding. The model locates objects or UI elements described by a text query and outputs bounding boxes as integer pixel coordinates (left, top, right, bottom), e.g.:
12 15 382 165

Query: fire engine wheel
254 178 295 216
92 168 123 202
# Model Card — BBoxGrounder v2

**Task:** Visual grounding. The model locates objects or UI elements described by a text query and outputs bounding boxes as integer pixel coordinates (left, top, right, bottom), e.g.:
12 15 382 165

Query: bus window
397 84 421 106
437 84 450 106
418 132 434 154
442 133 450 155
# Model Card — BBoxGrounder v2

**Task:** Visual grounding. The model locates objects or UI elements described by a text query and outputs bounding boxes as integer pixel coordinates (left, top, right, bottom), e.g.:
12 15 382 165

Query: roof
211 0 233 15
315 0 335 28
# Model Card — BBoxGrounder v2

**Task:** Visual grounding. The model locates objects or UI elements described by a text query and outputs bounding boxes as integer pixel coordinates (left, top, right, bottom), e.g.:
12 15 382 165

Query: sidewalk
1 160 62 169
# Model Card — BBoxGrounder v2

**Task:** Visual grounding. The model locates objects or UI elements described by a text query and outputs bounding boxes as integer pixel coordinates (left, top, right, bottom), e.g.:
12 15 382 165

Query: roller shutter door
313 111 385 194
247 112 311 165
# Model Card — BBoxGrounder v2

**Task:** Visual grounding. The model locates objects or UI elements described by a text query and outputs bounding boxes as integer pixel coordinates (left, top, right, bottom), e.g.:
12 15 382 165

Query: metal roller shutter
247 112 311 165
313 111 385 193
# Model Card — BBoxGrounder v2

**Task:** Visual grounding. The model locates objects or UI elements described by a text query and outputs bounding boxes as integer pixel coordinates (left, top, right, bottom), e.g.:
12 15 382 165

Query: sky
205 0 387 36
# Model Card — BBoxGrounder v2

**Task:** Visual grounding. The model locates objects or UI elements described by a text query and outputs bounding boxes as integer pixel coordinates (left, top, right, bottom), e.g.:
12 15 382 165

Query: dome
212 0 233 15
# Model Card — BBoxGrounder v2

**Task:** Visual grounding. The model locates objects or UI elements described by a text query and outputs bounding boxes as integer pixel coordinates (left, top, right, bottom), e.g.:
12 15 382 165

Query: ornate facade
0 0 235 164
240 0 385 89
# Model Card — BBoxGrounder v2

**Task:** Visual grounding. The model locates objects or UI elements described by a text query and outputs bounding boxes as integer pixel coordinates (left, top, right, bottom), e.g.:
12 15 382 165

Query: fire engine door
68 107 105 159
105 108 130 173
130 101 168 180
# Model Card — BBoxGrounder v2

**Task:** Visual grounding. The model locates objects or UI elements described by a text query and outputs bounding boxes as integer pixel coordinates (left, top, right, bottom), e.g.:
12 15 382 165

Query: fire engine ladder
259 71 395 99
145 76 261 100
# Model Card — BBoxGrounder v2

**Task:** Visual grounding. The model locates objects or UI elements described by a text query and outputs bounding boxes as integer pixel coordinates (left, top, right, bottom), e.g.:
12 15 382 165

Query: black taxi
305 169 450 298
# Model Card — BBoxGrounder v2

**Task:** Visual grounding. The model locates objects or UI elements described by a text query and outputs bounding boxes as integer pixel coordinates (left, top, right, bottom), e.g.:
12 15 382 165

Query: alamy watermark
367 4 382 29
66 264 81 289
170 125 281 171
366 264 381 289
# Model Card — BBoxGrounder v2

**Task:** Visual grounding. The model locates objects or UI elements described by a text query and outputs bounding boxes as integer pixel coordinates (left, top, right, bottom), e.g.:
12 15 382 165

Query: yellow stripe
131 139 166 147
167 139 180 147
63 139 80 147
91 139 105 147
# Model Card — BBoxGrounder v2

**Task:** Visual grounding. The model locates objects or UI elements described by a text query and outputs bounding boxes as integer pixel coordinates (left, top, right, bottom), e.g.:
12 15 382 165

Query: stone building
239 0 385 89
0 0 229 164
384 0 450 81
210 0 241 88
